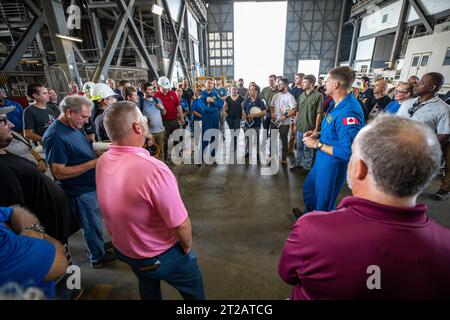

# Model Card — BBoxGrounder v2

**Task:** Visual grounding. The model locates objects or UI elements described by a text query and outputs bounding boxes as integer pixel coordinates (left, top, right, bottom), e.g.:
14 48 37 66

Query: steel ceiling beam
408 0 432 33
118 0 159 79
92 0 133 82
167 0 187 80
41 0 81 85
0 15 44 72
161 0 189 80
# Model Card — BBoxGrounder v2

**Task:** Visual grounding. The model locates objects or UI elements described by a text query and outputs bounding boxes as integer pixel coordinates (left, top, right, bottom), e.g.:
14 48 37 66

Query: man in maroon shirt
279 114 450 299
154 76 184 161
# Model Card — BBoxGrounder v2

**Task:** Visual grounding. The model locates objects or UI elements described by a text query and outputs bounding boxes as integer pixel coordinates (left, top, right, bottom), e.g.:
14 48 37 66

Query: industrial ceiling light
55 33 83 43
151 4 163 16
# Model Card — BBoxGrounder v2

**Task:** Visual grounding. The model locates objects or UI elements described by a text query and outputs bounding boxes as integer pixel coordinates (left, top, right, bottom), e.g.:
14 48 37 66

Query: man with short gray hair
280 114 450 299
43 95 117 268
96 102 205 300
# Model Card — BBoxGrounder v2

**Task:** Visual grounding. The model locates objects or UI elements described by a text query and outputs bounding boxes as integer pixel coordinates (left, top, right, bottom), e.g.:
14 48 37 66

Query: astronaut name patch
343 117 358 125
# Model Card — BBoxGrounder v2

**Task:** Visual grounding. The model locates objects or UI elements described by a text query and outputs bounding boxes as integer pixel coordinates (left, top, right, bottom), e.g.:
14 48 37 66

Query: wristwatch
317 141 323 150
23 224 45 234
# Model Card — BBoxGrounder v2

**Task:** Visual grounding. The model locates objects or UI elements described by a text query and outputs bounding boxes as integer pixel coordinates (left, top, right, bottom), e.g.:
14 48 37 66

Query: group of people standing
0 63 449 300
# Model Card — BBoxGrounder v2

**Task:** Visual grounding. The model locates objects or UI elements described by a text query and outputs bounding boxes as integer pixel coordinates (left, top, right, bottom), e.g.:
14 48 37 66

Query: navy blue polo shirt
243 97 266 128
43 120 97 197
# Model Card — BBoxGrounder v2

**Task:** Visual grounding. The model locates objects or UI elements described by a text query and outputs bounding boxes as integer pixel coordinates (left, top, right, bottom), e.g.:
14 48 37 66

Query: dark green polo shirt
296 89 324 132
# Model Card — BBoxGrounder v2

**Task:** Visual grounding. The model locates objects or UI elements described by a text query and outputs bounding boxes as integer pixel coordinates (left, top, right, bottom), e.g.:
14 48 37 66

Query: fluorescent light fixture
21 59 40 64
151 4 163 16
55 33 83 43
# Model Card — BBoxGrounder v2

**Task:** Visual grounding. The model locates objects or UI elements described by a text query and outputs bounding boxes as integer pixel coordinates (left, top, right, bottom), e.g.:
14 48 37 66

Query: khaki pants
152 131 165 161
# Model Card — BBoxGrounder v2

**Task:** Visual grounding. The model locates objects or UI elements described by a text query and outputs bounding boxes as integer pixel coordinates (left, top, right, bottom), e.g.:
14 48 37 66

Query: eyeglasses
395 90 409 94
408 101 421 117
0 117 8 127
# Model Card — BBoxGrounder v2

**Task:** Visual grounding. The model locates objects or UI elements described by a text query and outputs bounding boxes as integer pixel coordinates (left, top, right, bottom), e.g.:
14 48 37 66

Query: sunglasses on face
0 117 8 126
395 90 408 94
408 101 421 117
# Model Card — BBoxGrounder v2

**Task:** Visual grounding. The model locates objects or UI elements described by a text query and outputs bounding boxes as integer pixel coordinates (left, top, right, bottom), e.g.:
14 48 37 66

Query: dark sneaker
430 189 450 201
91 251 117 269
104 241 114 251
292 208 304 219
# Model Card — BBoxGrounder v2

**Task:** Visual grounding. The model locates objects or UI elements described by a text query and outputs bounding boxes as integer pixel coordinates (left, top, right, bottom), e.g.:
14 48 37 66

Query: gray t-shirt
397 96 450 135
142 98 165 134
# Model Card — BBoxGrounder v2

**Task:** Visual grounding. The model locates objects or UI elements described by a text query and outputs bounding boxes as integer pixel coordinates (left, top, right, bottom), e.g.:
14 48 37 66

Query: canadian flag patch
343 117 358 125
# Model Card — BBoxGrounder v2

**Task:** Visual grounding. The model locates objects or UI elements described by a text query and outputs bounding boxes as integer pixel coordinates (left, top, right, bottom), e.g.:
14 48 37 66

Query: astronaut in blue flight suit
201 78 224 163
299 67 365 214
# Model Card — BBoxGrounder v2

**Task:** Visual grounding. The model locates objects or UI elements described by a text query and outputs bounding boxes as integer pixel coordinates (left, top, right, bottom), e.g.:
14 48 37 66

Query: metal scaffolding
283 0 346 80
1 0 207 91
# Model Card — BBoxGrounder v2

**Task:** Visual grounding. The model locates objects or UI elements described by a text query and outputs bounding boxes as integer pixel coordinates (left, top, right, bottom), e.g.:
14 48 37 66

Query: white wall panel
359 1 402 37
355 38 376 61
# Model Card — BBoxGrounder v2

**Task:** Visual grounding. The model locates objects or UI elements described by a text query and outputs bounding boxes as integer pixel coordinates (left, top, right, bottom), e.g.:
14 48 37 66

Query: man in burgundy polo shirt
279 114 450 299
154 76 184 161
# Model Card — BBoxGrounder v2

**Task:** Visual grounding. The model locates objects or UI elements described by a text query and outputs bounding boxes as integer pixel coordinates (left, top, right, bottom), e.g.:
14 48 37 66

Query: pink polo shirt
279 196 450 299
96 145 188 259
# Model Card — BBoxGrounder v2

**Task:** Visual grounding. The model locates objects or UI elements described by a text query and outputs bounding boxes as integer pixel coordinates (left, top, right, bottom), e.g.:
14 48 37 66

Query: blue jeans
70 191 105 262
295 131 314 169
115 242 205 300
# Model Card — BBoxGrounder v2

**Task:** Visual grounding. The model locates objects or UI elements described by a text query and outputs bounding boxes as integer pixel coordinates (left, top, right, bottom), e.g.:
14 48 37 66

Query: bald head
353 114 441 197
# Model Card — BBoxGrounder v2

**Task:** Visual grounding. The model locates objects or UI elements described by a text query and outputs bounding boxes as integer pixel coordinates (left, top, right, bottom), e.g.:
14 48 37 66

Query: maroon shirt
279 196 450 299
154 90 180 121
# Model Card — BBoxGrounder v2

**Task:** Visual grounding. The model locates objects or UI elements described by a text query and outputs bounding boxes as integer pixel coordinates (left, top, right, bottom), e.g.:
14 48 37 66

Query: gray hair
59 95 93 113
354 114 442 197
103 101 144 141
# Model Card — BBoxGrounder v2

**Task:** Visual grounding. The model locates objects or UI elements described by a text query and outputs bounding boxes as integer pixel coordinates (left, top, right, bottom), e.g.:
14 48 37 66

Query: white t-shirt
271 91 297 125
397 96 450 135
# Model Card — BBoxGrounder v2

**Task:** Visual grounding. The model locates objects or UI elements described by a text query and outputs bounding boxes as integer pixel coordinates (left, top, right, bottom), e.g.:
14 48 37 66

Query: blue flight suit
214 87 228 99
200 90 223 161
303 93 365 212
191 99 204 122
180 98 189 128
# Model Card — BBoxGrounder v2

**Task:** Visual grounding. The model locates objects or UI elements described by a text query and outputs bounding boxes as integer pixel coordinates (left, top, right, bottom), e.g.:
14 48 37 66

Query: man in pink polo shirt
279 114 450 299
96 101 204 300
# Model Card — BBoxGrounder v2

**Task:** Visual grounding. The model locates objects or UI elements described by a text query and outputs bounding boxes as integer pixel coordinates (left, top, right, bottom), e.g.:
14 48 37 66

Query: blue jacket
191 99 204 121
1 99 24 131
384 100 400 114
320 93 365 162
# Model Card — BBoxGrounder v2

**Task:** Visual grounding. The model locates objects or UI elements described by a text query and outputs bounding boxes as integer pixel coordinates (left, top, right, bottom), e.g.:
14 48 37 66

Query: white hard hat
250 106 262 116
352 80 363 90
157 76 171 89
90 83 116 101
82 82 95 94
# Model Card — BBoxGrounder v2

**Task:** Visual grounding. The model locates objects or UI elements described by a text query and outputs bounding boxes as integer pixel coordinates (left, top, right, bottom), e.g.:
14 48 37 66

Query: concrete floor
63 137 450 300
